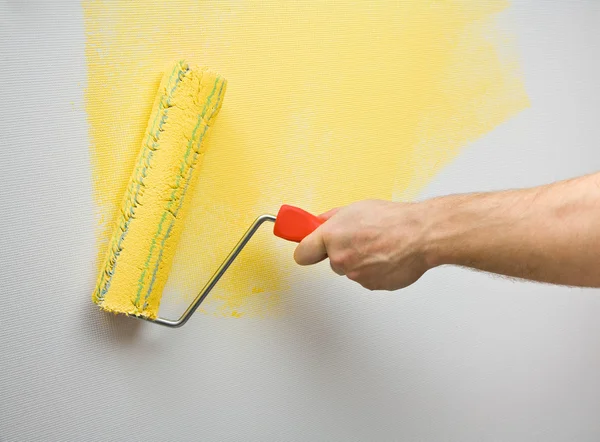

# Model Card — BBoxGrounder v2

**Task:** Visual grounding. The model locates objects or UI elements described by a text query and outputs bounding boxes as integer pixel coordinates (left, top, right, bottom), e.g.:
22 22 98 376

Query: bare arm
294 172 600 290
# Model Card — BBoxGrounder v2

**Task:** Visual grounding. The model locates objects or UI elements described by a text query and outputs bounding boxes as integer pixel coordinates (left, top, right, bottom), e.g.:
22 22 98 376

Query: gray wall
1 1 600 441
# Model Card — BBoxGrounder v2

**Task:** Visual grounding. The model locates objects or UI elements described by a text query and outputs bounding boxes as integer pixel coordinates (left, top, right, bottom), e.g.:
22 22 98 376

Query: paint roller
92 60 323 327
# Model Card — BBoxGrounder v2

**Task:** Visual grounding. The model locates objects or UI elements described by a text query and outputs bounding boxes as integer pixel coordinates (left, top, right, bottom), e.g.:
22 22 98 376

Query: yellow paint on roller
92 60 226 318
84 1 528 318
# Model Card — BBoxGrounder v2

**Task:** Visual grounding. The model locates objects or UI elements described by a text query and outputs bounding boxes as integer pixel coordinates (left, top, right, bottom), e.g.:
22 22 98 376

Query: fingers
294 229 328 265
318 207 340 221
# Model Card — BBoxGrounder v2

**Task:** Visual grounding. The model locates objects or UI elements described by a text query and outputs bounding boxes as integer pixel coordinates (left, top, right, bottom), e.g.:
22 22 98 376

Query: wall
1 1 600 441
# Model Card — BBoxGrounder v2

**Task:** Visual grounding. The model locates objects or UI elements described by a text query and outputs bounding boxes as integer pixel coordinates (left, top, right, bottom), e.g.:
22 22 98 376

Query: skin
294 172 600 291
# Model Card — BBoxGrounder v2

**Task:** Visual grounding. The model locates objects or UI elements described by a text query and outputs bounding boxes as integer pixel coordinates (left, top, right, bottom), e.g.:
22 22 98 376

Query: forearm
423 172 600 287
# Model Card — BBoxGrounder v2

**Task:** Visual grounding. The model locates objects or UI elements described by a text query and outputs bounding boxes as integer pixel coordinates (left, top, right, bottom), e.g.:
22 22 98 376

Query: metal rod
137 214 276 328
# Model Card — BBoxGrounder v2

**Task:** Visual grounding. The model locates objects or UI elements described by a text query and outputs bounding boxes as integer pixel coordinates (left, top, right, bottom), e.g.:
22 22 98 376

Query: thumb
294 228 328 265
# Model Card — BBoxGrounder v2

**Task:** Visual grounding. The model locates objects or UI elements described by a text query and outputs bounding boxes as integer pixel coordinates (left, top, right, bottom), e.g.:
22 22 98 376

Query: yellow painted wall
84 0 528 317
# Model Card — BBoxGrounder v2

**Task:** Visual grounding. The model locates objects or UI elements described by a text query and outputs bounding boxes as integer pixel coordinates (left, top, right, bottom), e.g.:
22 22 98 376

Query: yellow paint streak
84 0 528 318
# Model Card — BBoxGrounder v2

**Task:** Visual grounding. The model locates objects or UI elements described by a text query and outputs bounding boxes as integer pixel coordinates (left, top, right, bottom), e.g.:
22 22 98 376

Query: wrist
387 197 456 271
418 194 472 270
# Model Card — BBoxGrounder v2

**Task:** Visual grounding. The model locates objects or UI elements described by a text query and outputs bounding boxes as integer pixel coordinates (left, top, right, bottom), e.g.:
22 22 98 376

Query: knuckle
322 222 348 243
361 279 381 291
346 271 361 282
363 283 377 291
329 251 349 269
321 225 337 242
329 261 344 275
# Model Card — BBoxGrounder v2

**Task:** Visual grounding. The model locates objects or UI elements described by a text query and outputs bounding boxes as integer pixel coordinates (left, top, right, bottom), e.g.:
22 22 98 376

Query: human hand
293 199 432 291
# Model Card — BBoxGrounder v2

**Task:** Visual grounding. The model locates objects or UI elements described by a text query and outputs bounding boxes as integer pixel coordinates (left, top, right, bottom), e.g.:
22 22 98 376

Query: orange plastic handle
273 205 324 243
